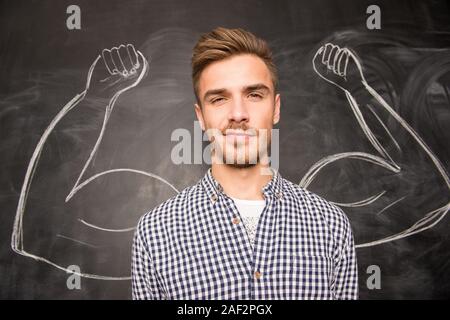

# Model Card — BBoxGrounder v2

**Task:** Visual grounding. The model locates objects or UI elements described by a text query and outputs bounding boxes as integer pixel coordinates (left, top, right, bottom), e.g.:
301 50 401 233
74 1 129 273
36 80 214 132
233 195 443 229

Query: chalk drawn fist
313 43 367 92
85 44 149 101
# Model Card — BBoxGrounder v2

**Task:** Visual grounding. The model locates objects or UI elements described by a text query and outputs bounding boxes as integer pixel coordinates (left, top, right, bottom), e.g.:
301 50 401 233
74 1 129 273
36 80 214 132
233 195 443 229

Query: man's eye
248 93 263 100
211 97 225 104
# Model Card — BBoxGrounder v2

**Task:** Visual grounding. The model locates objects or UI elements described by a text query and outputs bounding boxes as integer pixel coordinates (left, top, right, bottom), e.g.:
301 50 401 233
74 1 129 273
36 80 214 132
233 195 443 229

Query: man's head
191 27 280 168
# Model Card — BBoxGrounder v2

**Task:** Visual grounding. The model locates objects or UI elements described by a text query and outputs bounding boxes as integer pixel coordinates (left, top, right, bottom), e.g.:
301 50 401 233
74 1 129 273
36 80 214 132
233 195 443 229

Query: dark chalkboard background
1 0 449 299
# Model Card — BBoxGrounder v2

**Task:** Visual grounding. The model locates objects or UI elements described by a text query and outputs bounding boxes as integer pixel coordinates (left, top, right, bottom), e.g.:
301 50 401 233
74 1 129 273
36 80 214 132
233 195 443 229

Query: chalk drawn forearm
12 44 178 280
307 43 450 248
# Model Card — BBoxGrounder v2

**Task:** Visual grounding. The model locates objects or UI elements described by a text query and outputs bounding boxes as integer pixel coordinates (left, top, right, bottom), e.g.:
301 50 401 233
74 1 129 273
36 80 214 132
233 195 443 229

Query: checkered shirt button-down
132 168 358 300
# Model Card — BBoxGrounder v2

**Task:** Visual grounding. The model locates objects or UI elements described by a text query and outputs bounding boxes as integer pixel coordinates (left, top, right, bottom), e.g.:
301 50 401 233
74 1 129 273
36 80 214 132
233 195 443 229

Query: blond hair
191 27 278 104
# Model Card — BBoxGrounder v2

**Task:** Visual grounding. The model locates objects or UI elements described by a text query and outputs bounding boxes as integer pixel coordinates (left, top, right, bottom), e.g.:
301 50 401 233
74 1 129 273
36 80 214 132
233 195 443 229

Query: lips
226 133 252 137
224 129 257 137
224 131 256 145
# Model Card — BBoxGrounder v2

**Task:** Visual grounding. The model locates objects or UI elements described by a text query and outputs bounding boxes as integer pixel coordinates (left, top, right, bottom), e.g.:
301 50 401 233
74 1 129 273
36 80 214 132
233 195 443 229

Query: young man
132 27 358 299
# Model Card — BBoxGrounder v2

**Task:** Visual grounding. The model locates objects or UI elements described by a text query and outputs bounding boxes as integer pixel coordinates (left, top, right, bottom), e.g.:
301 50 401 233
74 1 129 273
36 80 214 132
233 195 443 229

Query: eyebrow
203 83 271 102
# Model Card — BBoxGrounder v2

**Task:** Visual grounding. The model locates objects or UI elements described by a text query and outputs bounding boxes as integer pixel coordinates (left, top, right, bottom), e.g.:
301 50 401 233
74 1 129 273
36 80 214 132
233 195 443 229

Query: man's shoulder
281 177 352 231
135 182 202 233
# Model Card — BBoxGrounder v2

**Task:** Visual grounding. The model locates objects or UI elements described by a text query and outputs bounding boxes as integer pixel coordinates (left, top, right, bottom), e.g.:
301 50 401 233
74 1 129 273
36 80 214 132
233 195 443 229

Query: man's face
194 54 280 168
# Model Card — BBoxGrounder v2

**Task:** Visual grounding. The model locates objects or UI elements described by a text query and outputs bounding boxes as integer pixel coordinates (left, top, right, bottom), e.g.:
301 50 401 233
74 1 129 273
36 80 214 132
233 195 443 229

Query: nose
228 97 249 123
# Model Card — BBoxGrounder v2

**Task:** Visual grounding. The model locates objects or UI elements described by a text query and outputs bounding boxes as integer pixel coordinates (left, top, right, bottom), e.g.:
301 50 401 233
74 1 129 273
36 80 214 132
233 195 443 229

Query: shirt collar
201 167 283 204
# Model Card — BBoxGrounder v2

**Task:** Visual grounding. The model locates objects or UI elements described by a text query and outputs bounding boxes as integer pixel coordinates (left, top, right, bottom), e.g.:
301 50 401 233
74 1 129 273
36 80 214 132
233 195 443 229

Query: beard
209 123 272 168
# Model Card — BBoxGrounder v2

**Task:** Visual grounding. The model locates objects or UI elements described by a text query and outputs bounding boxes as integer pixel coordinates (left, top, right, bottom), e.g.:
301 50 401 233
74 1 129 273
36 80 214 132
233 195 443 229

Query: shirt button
211 194 218 202
232 217 240 224
254 271 262 279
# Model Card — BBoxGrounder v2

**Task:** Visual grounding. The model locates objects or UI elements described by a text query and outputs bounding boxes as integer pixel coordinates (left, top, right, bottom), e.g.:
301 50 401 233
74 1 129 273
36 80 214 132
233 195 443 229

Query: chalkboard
0 0 449 299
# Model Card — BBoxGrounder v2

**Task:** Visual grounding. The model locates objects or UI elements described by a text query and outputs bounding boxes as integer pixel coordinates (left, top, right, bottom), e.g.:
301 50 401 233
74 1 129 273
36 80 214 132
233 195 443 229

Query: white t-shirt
229 196 266 248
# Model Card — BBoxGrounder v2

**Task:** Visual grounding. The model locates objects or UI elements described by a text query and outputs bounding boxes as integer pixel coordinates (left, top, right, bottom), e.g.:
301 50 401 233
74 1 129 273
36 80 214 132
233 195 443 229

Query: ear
194 103 205 130
273 93 281 125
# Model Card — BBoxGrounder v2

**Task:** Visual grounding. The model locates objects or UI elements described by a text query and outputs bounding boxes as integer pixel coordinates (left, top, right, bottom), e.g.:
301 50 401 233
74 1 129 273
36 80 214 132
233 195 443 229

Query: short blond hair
191 27 278 104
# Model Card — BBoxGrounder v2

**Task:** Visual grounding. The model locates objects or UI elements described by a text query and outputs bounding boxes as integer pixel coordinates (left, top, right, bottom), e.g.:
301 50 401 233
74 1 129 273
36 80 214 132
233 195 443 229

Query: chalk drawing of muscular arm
12 44 179 280
305 43 450 248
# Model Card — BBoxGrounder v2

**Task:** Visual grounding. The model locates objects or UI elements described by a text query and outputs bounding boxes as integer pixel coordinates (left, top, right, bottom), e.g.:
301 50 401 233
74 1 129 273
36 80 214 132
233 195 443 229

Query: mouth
224 129 257 137
224 131 256 145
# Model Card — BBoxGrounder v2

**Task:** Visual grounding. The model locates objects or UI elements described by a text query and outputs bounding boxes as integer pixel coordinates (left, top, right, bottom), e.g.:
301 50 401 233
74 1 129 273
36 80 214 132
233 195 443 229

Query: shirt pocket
284 254 335 299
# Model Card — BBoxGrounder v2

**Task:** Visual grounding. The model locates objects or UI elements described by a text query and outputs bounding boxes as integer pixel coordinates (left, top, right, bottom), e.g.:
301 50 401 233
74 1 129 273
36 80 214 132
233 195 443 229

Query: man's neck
211 163 273 200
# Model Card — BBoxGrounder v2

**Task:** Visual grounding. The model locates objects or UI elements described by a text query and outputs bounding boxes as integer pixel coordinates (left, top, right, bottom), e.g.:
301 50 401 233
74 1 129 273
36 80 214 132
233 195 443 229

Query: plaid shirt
132 168 358 300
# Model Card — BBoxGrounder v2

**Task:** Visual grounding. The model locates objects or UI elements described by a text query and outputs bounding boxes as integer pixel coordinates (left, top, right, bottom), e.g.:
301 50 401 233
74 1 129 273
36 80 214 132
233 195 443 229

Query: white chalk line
78 219 136 233
331 190 386 208
376 196 407 216
365 103 402 152
56 234 100 249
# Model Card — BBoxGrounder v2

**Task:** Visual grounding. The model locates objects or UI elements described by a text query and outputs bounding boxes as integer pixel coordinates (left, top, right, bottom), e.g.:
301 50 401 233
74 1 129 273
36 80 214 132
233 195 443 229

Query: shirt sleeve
131 221 163 300
334 217 359 300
